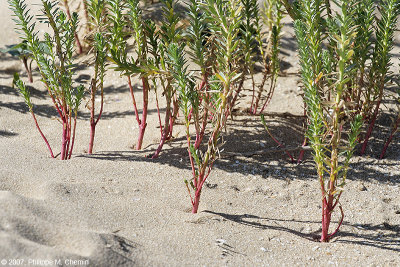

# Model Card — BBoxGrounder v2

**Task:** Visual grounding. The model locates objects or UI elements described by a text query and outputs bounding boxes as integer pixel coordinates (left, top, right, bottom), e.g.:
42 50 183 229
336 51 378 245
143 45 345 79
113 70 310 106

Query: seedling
359 0 399 155
86 0 108 154
179 0 243 213
9 0 85 160
108 0 151 151
294 0 363 242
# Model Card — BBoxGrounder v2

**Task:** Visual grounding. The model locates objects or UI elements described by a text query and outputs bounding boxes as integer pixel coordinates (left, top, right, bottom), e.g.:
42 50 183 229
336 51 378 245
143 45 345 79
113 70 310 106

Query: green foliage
13 73 32 109
9 0 85 159
294 0 365 241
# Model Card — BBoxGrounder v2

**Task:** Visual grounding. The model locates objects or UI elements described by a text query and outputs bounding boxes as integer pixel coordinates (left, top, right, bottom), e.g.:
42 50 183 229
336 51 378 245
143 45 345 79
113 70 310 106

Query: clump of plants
175 0 244 213
10 0 84 160
358 0 399 155
294 0 363 242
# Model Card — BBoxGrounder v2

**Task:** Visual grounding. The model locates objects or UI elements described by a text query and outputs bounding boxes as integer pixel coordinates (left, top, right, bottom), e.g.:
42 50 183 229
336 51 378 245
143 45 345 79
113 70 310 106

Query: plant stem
136 77 149 150
63 0 83 54
31 111 54 158
360 91 383 155
380 113 400 159
68 115 78 159
22 57 33 83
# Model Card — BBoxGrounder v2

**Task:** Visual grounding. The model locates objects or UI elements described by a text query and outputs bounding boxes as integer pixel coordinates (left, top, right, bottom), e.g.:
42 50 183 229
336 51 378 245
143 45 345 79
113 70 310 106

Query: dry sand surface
1 1 400 266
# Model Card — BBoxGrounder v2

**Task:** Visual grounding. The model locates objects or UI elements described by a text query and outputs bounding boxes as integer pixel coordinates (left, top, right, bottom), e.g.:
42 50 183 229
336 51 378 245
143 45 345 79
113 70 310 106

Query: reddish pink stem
361 98 382 155
61 121 68 160
380 114 400 159
155 89 164 137
136 77 149 150
68 115 77 159
127 76 141 126
31 111 54 158
327 206 344 240
63 0 83 54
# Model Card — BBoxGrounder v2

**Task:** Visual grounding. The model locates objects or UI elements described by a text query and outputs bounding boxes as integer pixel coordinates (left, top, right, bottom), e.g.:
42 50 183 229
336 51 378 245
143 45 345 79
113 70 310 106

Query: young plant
9 0 85 160
360 0 399 155
295 0 363 242
185 0 211 149
251 0 283 115
108 0 151 151
181 0 243 213
149 0 184 158
86 0 108 154
1 41 34 83
228 0 283 115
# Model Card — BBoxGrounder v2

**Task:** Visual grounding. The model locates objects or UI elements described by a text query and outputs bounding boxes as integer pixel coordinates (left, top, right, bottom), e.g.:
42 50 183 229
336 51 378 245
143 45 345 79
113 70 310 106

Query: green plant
108 0 151 151
294 0 363 242
360 0 399 155
9 0 85 160
86 0 108 154
228 0 283 115
251 0 283 115
149 0 184 158
180 0 243 213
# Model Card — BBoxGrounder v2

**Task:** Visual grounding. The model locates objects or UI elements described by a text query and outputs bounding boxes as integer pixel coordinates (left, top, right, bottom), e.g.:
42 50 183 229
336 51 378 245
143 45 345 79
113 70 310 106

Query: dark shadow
204 210 400 252
0 130 18 137
0 101 58 118
75 74 91 83
76 111 400 185
78 107 165 120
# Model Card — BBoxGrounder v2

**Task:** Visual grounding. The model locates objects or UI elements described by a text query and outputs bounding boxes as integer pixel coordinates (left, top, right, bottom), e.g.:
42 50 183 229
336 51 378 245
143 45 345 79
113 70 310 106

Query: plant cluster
10 0 85 160
7 0 400 242
288 0 399 241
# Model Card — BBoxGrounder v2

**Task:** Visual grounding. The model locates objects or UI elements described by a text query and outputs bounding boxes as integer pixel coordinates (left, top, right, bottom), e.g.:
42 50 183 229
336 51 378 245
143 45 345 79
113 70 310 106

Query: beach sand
1 1 399 266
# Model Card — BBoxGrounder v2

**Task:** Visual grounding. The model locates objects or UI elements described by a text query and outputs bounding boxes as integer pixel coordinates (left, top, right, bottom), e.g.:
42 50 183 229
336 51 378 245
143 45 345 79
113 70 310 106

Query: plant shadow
204 210 400 252
78 112 399 184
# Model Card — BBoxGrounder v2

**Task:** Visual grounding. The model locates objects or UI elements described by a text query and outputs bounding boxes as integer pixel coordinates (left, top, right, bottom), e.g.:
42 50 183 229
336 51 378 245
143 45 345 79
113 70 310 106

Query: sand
1 1 399 266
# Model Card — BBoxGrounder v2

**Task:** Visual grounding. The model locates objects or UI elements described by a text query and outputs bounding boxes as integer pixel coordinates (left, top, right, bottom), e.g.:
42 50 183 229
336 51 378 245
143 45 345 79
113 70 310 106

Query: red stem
61 121 68 160
68 115 77 159
192 189 201 214
63 0 83 54
264 125 294 162
127 76 141 126
380 114 400 159
136 77 149 150
253 70 268 114
31 111 54 158
327 205 344 240
258 76 276 115
155 89 164 137
22 57 33 83
360 98 382 155
167 96 179 140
